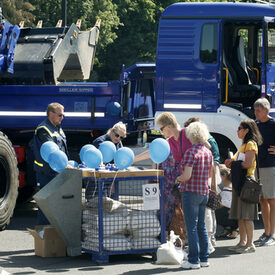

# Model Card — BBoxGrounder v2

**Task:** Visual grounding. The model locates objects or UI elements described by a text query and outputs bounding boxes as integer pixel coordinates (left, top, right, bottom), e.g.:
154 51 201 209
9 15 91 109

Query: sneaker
211 234 216 247
211 238 217 247
236 244 256 254
200 261 210 267
264 236 275 246
181 261 200 270
228 243 243 252
254 233 270 246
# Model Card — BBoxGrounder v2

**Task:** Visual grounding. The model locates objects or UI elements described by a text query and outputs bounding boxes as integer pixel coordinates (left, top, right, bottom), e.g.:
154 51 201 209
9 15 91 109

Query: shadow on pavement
120 267 182 274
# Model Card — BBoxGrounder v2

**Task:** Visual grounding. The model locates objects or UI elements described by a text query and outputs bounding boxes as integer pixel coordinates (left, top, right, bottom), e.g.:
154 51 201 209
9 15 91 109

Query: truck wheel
0 132 19 230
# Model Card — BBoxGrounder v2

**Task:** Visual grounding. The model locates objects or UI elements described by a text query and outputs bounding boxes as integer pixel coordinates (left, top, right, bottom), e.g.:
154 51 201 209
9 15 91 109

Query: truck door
264 17 275 107
156 19 221 113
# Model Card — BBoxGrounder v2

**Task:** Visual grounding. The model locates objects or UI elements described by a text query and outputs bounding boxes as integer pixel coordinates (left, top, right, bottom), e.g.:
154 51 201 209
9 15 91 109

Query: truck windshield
268 23 275 63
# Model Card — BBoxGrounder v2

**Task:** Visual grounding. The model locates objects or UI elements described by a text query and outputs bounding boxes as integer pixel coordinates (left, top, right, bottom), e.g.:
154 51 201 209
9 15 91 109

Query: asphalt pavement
1 201 275 275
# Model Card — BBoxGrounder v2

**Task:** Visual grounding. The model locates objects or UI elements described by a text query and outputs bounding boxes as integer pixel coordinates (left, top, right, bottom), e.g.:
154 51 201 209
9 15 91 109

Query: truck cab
154 2 275 157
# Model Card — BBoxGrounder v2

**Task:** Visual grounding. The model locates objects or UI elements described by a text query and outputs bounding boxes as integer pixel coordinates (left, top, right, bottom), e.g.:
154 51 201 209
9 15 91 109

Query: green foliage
2 0 269 81
1 0 35 26
94 0 160 81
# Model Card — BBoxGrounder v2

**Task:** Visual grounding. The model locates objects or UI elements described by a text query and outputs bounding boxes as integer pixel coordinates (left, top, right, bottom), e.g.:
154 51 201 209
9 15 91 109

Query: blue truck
123 2 275 154
1 2 275 229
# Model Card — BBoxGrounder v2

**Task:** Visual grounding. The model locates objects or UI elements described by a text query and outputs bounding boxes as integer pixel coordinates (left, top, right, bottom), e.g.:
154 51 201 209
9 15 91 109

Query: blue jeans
181 191 209 264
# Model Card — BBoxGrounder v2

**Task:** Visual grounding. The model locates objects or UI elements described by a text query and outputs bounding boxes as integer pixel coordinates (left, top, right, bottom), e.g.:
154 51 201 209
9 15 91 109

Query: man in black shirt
254 98 275 246
33 102 70 225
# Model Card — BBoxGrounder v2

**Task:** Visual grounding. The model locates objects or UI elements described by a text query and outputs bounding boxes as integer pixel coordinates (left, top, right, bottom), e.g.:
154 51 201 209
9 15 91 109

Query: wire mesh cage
81 171 165 263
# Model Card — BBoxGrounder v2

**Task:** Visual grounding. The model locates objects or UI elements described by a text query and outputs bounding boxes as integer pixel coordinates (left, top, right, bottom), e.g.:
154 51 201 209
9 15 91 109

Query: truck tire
0 132 19 230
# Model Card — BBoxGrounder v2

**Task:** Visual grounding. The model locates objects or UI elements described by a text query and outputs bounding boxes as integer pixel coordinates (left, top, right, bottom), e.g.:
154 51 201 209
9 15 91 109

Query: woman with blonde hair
93 121 127 149
134 112 192 244
176 121 213 269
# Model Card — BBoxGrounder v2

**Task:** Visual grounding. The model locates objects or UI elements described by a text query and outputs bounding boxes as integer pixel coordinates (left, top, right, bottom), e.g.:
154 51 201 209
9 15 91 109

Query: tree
3 0 263 81
93 0 159 81
1 0 35 26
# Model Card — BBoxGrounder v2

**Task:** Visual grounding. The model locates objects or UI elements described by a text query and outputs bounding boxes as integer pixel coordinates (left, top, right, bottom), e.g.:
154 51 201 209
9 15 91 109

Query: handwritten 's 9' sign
142 184 160 210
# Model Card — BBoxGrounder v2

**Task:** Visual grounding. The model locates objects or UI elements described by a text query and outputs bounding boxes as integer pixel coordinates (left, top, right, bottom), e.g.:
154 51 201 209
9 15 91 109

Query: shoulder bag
240 154 262 204
206 165 221 210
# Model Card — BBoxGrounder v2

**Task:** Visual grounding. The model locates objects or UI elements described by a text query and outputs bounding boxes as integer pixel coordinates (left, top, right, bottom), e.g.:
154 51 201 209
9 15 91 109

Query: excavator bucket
0 19 101 84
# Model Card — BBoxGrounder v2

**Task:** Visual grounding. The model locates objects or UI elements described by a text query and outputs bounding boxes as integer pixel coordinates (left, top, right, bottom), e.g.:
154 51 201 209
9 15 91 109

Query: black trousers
215 207 238 231
36 172 56 225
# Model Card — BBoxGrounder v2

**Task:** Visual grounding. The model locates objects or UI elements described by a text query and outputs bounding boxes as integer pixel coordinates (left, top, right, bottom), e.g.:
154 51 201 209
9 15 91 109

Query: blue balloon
80 144 95 162
99 141 116 163
83 148 102 168
114 147 134 170
48 150 68 173
40 141 59 163
68 160 78 168
106 101 121 116
149 138 170 164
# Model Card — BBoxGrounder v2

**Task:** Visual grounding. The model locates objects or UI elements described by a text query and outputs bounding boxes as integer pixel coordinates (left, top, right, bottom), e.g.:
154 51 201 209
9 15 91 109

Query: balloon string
92 169 97 197
157 163 159 183
108 170 119 198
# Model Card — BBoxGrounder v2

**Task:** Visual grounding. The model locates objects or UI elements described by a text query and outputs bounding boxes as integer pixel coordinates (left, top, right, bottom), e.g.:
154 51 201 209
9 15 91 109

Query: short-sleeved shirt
168 128 192 164
208 135 220 164
179 143 213 195
233 140 258 176
93 134 122 150
256 118 275 168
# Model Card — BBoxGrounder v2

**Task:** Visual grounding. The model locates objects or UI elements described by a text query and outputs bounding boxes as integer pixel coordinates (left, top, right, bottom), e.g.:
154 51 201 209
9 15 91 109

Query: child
205 164 218 254
215 164 238 238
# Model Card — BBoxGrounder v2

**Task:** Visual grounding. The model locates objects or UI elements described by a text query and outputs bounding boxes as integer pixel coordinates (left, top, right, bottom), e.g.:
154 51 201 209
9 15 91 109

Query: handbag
240 154 262 204
156 230 187 265
206 164 221 210
172 184 181 198
206 189 221 210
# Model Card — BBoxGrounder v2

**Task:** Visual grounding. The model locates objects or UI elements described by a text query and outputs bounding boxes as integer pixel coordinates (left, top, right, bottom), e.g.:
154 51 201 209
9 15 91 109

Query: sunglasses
238 126 243 131
53 112 64 118
114 131 125 140
160 125 166 132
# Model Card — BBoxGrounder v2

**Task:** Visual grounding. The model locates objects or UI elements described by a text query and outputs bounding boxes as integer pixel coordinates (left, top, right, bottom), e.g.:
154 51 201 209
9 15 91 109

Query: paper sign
237 152 245 161
142 184 160 210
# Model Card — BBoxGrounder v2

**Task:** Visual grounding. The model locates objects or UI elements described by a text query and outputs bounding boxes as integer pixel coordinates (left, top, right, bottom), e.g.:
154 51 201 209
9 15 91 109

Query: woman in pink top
157 113 192 242
157 112 192 169
134 112 192 238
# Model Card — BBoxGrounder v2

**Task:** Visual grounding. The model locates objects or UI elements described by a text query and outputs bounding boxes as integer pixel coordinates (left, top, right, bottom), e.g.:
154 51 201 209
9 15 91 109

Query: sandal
227 230 239 239
217 228 231 238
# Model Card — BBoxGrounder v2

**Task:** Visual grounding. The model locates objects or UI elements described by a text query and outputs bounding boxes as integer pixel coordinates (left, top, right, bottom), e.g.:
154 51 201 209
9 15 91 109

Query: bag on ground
156 231 185 265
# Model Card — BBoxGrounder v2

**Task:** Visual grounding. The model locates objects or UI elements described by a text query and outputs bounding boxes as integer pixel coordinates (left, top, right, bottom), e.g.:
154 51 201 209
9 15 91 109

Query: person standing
33 102 70 225
225 119 262 253
133 112 192 243
254 98 275 246
184 117 220 252
176 121 213 269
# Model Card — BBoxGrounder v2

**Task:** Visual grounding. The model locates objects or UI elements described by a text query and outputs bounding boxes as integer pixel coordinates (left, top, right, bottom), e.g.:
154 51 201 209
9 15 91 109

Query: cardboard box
27 226 66 257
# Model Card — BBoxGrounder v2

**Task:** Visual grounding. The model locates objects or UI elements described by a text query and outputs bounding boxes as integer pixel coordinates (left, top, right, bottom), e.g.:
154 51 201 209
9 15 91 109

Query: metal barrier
81 169 165 263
